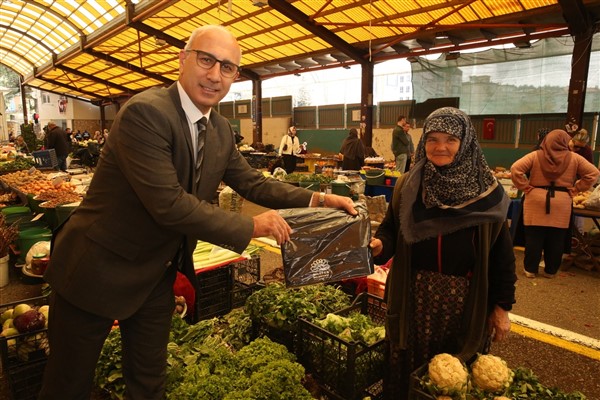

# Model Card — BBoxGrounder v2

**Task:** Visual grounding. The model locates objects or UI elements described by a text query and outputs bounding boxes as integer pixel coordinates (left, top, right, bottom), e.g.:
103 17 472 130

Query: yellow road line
511 323 600 361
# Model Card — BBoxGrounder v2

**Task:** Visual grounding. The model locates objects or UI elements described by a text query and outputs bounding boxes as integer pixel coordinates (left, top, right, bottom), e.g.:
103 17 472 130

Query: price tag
52 176 64 187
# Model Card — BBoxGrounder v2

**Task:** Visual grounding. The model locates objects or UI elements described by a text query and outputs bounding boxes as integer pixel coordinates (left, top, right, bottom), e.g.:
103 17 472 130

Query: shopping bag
279 202 373 287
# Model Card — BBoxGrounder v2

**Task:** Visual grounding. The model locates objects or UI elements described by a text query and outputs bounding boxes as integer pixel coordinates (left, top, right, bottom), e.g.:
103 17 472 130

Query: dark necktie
195 117 207 183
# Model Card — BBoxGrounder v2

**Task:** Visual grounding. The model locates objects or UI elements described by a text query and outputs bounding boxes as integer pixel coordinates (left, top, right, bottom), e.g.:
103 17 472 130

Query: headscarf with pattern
415 107 497 208
399 107 509 243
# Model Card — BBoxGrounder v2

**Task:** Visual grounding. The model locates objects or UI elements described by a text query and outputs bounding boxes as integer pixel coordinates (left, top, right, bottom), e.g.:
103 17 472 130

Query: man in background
44 121 70 171
403 121 414 172
391 115 408 172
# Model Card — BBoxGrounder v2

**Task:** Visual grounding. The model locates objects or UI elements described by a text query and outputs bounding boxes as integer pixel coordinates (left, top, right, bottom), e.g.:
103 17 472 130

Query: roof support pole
360 63 374 148
565 31 593 133
252 79 263 144
20 76 28 124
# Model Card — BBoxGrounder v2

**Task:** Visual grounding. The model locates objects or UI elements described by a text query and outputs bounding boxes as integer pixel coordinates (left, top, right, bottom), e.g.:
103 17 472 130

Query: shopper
511 129 599 279
403 121 414 172
370 107 517 399
278 125 300 173
569 128 594 165
39 25 357 400
391 115 409 172
14 135 30 154
338 128 365 170
44 121 70 171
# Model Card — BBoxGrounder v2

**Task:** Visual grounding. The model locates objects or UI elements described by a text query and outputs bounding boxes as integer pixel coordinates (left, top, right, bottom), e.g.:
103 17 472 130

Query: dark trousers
39 267 176 399
282 154 297 174
523 225 568 275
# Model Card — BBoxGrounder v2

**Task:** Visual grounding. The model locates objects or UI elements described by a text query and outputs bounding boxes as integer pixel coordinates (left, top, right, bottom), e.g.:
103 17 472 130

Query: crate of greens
297 292 387 400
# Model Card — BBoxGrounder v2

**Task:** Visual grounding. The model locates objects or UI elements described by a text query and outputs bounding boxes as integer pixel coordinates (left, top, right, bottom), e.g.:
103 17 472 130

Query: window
41 93 51 104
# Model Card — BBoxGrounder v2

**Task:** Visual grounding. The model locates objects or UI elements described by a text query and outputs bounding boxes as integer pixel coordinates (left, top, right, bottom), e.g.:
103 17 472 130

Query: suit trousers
39 265 177 399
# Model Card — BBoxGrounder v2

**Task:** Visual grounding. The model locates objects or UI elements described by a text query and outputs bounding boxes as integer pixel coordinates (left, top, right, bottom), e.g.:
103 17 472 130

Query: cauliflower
427 353 469 397
471 354 514 393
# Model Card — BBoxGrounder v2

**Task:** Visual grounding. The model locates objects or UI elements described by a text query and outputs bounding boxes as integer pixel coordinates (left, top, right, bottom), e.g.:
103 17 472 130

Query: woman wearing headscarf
370 107 517 399
278 125 300 174
569 128 594 165
338 128 365 171
511 129 599 278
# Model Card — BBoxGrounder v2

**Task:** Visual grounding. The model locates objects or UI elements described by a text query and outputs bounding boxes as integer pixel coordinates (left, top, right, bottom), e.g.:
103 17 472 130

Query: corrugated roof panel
469 1 495 18
459 5 483 21
483 0 525 15
0 51 32 75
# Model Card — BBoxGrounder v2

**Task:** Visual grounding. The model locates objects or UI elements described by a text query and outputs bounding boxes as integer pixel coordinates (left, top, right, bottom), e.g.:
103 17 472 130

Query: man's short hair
397 115 406 122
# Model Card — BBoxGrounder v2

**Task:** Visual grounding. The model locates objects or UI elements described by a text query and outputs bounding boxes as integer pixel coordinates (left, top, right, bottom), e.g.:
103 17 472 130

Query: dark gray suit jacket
45 83 313 320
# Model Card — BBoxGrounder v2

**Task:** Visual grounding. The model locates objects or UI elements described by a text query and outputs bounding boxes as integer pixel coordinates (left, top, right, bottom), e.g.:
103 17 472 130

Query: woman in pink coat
511 129 599 278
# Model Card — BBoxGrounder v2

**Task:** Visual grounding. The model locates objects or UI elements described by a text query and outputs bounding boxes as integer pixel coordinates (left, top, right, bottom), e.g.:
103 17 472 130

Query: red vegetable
13 309 46 333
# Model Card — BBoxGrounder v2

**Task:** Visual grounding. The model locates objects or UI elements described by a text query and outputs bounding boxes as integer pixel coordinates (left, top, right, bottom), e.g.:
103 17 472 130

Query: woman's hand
488 305 511 342
369 238 383 257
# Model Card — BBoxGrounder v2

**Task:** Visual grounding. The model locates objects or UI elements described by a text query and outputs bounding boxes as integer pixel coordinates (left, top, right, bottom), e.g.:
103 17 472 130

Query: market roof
2 0 600 105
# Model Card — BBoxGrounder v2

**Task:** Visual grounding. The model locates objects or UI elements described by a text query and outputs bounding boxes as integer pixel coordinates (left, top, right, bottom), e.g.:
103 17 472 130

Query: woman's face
425 132 461 167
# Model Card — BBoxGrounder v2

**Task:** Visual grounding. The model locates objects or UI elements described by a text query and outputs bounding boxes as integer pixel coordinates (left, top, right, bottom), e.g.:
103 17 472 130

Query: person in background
44 121 70 171
403 121 414 172
14 134 30 154
338 128 365 171
279 125 300 174
82 130 91 140
569 128 594 165
391 115 409 172
533 127 550 150
39 25 356 400
511 129 599 279
371 107 516 399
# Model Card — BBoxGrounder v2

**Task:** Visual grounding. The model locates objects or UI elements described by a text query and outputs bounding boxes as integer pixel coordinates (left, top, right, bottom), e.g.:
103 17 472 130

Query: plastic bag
583 186 600 210
219 186 244 213
279 202 373 287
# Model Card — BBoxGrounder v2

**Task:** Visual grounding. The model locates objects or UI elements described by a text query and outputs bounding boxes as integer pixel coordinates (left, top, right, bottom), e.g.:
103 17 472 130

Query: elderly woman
511 129 599 278
370 107 517 399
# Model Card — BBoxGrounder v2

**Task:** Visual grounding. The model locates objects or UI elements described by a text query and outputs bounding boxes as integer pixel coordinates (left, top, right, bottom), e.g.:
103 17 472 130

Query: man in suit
40 25 356 399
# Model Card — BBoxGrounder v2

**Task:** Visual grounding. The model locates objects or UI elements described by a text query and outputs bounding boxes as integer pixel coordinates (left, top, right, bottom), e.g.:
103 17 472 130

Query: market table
568 207 600 271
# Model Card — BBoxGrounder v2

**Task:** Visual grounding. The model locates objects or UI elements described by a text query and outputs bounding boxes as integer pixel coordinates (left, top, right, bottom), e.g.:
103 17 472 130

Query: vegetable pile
94 309 314 400
245 282 352 331
314 312 385 345
419 353 587 400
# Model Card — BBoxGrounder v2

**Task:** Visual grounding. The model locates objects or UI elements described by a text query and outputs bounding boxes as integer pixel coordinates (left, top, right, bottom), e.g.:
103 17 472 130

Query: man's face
178 28 241 114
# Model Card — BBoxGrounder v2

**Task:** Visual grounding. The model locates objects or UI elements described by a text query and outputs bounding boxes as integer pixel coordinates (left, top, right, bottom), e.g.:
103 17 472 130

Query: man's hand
312 193 357 215
252 210 292 245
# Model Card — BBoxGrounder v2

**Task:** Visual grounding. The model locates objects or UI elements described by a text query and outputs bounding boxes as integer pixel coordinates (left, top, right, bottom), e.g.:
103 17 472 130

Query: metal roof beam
84 49 173 86
0 24 55 55
267 0 367 65
558 0 594 35
55 65 134 94
35 77 101 102
127 21 186 49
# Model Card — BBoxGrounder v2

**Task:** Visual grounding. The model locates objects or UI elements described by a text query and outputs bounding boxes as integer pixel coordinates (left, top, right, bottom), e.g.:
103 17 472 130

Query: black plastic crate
32 149 58 170
409 364 435 400
297 293 387 400
0 295 50 400
196 265 232 320
231 256 261 309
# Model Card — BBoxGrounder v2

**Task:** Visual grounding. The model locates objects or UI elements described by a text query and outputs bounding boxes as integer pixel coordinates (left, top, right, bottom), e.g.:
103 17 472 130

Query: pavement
1 199 599 399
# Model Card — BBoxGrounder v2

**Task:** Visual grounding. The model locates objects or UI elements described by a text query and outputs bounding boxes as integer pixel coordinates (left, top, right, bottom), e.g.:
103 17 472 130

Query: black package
279 202 373 287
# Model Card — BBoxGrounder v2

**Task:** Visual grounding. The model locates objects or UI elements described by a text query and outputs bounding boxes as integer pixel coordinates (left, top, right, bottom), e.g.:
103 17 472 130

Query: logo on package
310 259 332 281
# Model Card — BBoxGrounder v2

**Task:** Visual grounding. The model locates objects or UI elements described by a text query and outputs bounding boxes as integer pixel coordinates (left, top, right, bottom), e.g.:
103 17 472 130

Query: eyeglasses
186 49 240 78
